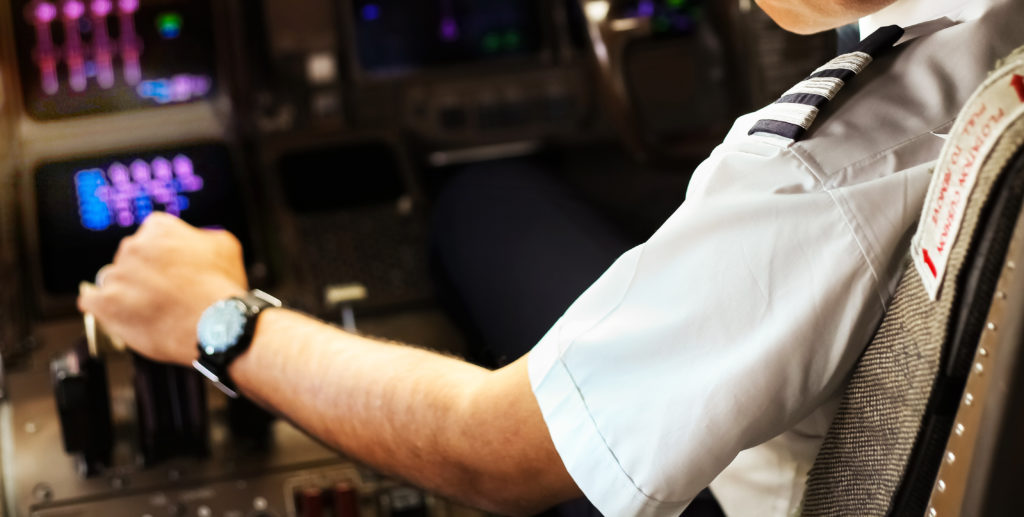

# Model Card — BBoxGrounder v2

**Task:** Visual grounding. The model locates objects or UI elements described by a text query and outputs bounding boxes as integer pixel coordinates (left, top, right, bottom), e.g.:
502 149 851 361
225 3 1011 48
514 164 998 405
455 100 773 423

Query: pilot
79 0 1022 515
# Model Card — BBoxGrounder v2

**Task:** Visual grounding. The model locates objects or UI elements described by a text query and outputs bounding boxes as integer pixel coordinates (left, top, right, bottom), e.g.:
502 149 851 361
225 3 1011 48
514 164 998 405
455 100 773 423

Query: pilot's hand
78 212 248 366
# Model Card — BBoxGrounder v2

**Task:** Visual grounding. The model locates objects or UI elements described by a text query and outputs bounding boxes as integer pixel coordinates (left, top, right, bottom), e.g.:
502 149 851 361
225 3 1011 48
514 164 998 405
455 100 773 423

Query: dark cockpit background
0 1 834 515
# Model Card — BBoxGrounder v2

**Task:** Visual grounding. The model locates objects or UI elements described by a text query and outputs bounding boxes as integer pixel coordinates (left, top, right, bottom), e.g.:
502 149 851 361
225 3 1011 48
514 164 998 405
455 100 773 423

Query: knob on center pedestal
297 486 324 517
333 482 360 517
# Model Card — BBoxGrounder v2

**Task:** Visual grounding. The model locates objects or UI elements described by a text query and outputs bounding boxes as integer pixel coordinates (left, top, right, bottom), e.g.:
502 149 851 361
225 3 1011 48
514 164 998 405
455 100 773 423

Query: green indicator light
503 30 521 51
666 0 685 8
483 32 501 53
156 12 183 39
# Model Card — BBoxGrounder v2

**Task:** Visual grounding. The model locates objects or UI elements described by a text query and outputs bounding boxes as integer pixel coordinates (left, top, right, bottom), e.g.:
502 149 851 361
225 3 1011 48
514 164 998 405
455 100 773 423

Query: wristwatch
193 289 282 398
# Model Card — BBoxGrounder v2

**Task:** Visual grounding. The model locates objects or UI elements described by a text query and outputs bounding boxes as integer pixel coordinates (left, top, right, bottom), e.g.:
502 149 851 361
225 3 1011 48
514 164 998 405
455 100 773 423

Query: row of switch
294 483 429 517
294 482 360 517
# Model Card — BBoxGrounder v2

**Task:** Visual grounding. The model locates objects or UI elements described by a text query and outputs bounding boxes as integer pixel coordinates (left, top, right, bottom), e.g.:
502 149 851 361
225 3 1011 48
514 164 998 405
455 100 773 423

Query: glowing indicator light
152 157 173 180
438 0 459 42
173 154 194 176
76 169 112 231
481 30 522 53
62 0 85 19
136 74 212 104
89 0 116 89
34 2 58 22
27 2 60 94
584 1 610 22
90 0 111 16
117 0 138 14
61 0 88 92
361 3 380 21
637 0 655 16
156 12 182 39
108 162 129 184
482 32 501 53
666 0 686 7
130 159 151 183
134 195 154 221
440 17 459 42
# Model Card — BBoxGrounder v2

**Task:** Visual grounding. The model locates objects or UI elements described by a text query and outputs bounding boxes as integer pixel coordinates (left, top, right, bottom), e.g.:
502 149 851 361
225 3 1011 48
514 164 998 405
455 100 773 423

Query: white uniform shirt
527 0 1018 515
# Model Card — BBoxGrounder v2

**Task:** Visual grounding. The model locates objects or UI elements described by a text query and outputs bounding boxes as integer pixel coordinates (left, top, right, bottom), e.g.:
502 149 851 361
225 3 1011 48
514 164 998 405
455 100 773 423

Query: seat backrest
801 48 1024 516
944 237 1024 516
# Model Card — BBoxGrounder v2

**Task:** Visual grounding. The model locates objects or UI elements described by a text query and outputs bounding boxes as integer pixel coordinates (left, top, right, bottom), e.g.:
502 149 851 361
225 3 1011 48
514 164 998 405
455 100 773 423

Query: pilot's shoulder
744 15 1015 187
746 25 904 144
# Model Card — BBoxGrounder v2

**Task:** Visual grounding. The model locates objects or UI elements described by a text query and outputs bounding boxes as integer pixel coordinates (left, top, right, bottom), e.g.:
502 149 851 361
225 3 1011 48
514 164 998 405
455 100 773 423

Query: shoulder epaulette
749 25 905 141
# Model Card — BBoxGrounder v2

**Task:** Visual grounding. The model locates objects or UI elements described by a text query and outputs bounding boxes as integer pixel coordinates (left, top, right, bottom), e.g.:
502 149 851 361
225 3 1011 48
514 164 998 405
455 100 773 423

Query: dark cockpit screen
352 0 543 74
613 0 705 35
35 144 248 295
12 0 217 119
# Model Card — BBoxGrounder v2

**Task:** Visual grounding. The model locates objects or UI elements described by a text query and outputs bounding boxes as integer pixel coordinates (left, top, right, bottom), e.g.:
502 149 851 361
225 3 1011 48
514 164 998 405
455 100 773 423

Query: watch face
197 299 247 356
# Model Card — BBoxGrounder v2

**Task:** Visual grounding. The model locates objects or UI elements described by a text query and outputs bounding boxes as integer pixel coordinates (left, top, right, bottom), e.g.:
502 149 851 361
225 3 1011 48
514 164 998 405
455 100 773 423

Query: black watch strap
194 290 282 398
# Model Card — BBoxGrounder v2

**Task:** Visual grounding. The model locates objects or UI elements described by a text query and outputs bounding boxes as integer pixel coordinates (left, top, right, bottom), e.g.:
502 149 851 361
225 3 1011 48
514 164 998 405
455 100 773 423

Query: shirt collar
859 0 996 42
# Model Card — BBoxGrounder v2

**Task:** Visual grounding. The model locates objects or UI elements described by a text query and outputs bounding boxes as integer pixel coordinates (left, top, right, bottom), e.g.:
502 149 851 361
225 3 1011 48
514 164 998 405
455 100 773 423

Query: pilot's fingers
116 214 243 271
77 267 180 361
113 213 190 263
137 210 189 234
113 234 143 264
77 282 97 315
138 212 221 245
77 280 135 334
78 265 146 319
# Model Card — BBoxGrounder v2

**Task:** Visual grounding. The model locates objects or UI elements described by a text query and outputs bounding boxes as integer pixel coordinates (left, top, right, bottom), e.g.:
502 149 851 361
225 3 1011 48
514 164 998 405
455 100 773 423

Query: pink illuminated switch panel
24 0 141 94
20 0 213 107
75 153 205 231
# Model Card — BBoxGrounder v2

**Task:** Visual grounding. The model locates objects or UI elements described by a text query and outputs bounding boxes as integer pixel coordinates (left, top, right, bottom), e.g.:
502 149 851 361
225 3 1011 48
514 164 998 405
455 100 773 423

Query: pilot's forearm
228 308 579 516
76 214 578 512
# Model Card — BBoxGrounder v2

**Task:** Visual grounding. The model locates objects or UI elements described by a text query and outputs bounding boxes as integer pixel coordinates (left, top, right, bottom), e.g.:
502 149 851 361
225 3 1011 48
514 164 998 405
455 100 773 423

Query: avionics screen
352 0 544 74
13 0 217 119
613 0 705 35
35 144 249 295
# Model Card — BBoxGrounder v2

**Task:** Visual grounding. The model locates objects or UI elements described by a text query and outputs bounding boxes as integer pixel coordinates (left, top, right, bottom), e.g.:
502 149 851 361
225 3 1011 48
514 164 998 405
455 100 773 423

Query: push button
333 483 360 517
297 486 325 517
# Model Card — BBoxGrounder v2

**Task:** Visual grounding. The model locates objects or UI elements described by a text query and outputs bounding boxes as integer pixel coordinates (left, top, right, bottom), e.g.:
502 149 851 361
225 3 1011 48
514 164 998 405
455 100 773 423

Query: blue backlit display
35 144 248 295
73 154 204 231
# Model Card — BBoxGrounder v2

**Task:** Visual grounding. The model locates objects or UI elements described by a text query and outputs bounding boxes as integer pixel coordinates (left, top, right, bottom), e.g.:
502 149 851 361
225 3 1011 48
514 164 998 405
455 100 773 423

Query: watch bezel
197 298 248 356
194 290 281 398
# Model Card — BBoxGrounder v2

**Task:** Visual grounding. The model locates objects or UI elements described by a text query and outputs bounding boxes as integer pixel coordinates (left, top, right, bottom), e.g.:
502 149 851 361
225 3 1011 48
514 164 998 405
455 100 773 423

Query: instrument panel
13 0 217 119
2 0 606 316
351 0 545 75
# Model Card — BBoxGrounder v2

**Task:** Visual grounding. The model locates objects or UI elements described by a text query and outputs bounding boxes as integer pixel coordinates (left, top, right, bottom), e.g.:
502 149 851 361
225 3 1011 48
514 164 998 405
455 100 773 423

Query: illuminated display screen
12 0 217 119
352 0 544 74
613 0 705 35
35 144 248 295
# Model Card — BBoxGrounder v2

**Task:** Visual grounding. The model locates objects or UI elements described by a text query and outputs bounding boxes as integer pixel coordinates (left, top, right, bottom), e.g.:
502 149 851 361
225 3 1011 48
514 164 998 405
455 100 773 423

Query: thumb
77 281 100 316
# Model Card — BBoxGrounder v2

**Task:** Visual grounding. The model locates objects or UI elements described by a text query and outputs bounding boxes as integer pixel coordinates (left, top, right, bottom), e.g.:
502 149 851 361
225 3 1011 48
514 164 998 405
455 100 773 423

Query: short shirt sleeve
527 126 923 515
